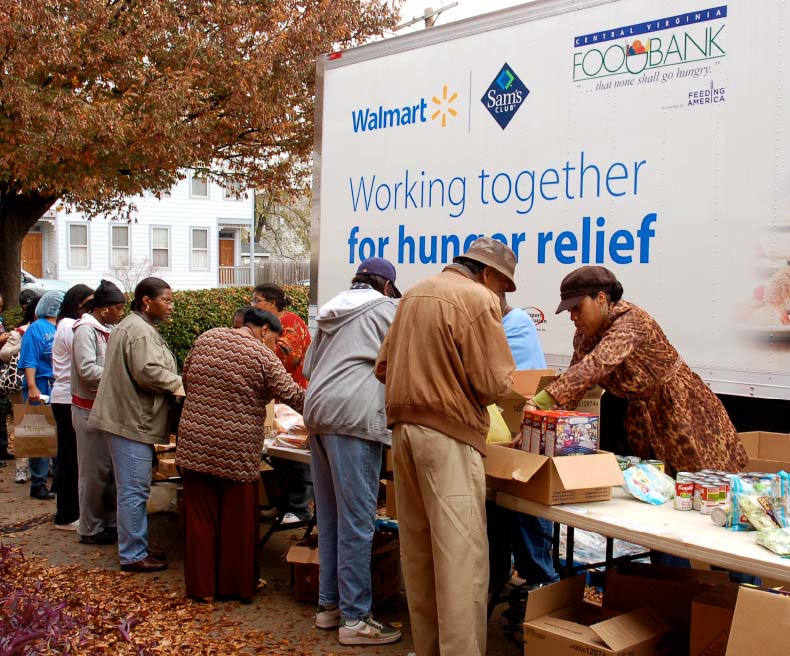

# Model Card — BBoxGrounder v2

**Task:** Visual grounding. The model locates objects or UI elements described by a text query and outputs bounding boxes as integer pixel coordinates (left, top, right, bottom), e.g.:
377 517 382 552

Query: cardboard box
485 443 624 505
603 563 730 633
153 457 178 480
725 586 790 656
523 575 673 656
738 431 790 473
286 533 400 605
498 369 603 439
689 586 739 656
383 479 397 519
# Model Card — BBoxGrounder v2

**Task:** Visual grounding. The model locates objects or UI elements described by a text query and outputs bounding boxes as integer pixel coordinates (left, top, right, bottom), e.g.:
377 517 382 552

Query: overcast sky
392 0 530 35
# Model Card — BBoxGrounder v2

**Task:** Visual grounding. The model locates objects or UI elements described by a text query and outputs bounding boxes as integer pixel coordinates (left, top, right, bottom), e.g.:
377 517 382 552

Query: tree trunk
0 190 57 308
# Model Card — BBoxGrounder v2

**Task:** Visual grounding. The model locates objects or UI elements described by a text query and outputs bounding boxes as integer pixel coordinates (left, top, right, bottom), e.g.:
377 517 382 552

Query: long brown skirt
182 469 259 601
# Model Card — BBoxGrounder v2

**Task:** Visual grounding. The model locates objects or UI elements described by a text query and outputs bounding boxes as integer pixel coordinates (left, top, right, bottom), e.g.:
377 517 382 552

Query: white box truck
310 0 790 421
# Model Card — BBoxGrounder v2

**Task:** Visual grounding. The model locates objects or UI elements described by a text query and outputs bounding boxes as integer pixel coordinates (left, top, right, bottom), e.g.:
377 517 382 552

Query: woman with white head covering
19 289 65 500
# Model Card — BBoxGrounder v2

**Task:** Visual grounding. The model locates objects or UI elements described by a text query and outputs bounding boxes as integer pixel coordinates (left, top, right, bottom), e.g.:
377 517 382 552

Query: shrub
160 284 309 367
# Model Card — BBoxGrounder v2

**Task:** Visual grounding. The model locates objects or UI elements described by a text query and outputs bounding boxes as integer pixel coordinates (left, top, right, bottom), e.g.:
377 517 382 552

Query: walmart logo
351 85 459 133
481 63 529 130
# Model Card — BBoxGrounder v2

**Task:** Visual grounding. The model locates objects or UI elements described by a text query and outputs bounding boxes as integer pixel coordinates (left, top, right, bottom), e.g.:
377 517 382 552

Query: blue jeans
108 434 153 565
310 434 383 621
23 378 53 492
513 513 560 585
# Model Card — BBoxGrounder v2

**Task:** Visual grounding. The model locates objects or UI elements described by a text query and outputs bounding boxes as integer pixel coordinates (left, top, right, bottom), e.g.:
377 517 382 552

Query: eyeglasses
157 299 175 307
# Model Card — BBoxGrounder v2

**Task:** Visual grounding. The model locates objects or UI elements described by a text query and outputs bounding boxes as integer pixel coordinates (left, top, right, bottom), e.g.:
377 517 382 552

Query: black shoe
147 549 167 561
30 486 55 500
80 528 118 545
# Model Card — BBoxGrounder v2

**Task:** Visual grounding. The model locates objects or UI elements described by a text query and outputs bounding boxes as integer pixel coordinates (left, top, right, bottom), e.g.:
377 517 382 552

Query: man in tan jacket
375 238 516 656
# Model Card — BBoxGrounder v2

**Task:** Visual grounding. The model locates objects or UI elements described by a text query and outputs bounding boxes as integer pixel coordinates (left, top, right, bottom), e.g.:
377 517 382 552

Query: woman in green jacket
90 277 182 574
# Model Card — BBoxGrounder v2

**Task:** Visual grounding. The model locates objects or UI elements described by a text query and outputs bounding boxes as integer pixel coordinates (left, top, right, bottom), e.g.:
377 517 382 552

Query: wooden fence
255 260 310 286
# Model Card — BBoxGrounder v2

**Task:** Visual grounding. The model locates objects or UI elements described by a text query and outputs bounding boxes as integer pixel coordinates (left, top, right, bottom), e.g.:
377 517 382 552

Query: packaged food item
728 475 776 530
771 471 790 528
738 494 780 532
644 459 665 473
545 412 599 456
755 527 790 557
710 504 730 527
622 463 676 505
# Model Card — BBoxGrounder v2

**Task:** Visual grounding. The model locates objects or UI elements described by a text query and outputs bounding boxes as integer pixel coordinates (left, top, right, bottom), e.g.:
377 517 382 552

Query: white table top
496 488 790 583
264 444 312 465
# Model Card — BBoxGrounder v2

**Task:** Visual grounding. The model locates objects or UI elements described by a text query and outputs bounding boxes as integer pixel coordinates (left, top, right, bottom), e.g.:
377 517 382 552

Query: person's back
376 264 514 455
375 238 517 656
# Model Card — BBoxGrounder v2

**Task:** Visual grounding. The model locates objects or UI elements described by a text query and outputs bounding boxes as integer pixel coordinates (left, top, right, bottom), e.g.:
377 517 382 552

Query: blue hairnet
35 290 65 318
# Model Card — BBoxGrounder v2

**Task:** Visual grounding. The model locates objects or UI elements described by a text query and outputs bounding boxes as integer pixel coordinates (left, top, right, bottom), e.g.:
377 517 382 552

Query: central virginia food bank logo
481 63 529 130
351 85 459 133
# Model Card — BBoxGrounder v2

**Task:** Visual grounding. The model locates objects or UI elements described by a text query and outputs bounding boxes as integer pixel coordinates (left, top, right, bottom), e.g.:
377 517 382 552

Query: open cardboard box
523 575 673 656
738 431 790 473
485 442 623 505
497 369 603 438
286 532 400 605
725 586 790 656
689 585 739 656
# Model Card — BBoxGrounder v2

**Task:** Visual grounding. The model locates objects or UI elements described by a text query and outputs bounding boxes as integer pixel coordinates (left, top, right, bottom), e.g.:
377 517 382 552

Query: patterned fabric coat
545 301 747 475
176 327 305 482
275 311 311 389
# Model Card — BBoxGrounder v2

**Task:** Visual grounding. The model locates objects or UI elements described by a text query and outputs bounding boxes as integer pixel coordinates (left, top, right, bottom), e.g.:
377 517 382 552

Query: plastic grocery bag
486 404 512 444
756 527 790 557
622 463 675 505
771 471 790 528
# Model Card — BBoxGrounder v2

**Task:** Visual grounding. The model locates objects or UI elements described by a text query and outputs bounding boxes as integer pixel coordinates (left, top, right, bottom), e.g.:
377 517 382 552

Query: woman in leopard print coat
532 266 747 476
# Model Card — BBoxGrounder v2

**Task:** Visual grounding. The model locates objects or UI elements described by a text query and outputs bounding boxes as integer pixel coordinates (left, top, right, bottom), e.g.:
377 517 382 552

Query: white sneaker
54 520 79 531
15 461 29 484
338 616 402 645
315 604 341 629
281 512 302 525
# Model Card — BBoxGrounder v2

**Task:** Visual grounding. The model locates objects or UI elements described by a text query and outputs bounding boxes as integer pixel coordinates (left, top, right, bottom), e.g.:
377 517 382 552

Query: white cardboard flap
551 452 625 491
590 606 670 652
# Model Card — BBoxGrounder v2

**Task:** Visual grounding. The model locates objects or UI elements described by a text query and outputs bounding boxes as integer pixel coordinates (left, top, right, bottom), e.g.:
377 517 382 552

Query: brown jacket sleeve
546 313 645 408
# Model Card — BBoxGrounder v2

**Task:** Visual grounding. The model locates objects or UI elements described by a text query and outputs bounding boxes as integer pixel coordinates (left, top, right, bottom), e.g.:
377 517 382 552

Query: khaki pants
393 423 488 656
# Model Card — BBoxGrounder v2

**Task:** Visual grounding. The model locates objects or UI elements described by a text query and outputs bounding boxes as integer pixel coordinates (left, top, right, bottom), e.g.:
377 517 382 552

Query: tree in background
255 190 311 260
0 0 400 304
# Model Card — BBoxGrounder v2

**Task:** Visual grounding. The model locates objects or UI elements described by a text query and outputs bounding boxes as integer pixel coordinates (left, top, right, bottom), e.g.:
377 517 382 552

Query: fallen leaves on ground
0 543 327 655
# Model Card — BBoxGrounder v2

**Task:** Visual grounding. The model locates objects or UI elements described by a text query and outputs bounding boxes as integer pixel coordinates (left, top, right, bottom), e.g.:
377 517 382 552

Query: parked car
21 269 71 298
295 278 311 287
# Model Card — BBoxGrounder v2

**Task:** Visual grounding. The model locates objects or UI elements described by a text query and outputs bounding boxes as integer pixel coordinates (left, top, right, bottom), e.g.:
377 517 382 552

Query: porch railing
218 266 252 287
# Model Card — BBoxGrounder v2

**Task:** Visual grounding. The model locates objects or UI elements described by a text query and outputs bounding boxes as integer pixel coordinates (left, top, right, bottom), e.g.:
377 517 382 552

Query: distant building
20 171 255 291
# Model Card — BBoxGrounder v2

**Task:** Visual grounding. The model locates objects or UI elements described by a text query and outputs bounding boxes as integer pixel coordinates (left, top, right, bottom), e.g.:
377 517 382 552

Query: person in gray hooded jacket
302 258 402 647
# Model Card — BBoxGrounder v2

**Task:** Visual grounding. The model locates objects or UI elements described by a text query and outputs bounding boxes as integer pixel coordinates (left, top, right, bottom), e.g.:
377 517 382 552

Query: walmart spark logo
351 85 460 133
430 85 458 127
481 63 529 130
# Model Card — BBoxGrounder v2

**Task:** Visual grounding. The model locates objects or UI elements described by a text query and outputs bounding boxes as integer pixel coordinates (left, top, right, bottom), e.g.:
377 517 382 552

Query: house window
224 180 246 200
68 223 89 268
191 228 209 270
190 173 209 198
110 225 130 268
151 226 170 268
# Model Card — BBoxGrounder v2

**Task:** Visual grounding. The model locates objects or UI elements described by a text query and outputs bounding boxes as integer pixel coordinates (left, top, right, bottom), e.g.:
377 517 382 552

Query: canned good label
645 459 665 473
700 499 720 515
693 481 703 511
674 481 694 511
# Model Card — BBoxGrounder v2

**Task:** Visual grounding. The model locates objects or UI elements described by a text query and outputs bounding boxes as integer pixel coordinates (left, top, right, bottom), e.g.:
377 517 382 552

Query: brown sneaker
120 556 168 573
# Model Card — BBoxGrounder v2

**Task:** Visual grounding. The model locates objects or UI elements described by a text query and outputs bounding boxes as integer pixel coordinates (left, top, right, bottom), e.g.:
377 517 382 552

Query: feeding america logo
481 63 530 129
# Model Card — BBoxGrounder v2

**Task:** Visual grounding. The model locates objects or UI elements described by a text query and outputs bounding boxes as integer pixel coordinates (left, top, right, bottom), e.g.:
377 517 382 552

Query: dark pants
182 469 259 601
513 514 560 585
53 403 79 525
0 394 10 455
274 459 314 520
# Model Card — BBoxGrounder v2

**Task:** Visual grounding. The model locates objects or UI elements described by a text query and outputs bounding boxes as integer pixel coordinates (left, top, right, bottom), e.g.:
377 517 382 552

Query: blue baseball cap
356 257 401 298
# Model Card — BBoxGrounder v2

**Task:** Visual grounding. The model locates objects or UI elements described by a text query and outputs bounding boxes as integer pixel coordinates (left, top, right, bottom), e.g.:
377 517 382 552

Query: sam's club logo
481 63 529 130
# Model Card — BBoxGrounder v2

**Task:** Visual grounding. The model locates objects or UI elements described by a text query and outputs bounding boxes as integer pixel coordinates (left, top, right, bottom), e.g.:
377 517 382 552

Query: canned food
711 504 730 527
676 471 693 482
625 456 642 467
700 498 719 515
693 479 703 511
645 459 665 473
674 481 694 511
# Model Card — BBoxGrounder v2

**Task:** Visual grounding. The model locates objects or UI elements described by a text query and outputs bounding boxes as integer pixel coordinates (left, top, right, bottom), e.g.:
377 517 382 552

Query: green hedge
160 285 309 368
3 285 309 370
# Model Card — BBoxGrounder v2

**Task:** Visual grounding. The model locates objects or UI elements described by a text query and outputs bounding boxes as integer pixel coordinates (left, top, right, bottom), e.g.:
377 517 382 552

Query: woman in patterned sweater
176 307 305 603
531 266 747 476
